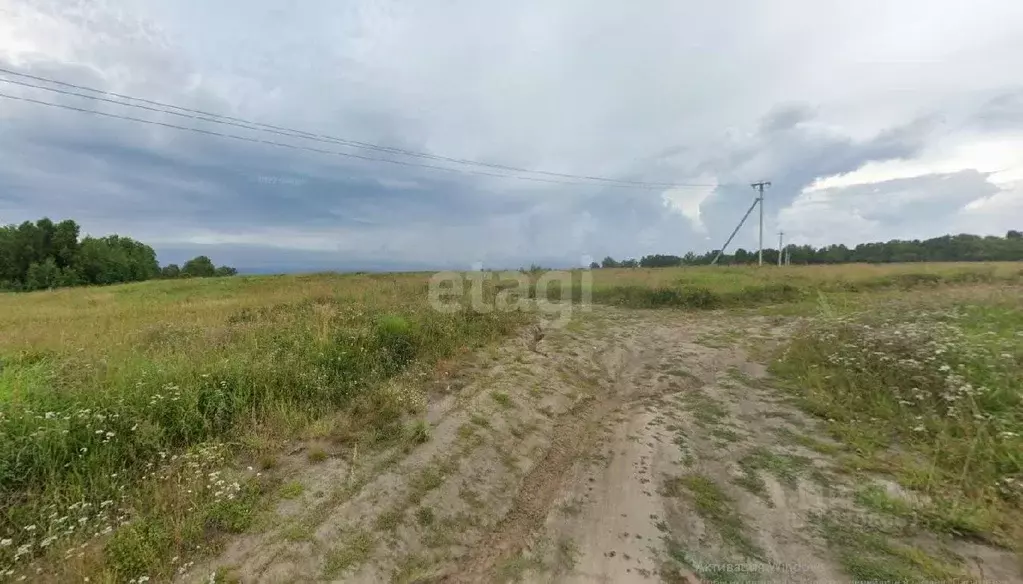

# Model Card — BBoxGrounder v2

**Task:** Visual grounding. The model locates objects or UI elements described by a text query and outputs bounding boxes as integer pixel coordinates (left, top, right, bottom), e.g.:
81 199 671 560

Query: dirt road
184 308 1018 583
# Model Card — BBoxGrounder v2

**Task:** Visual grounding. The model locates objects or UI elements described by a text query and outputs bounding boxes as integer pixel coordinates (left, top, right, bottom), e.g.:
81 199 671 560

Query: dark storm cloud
1 0 1021 269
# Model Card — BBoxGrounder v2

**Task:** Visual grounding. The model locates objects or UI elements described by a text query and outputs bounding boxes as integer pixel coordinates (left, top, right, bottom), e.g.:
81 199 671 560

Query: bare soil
181 308 1020 583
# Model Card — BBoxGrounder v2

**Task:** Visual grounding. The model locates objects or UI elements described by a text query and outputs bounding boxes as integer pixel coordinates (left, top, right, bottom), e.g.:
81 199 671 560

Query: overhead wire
0 67 714 189
2 91 714 190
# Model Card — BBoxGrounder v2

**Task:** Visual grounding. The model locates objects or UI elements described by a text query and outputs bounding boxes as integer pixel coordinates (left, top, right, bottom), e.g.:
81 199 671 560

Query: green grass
491 390 513 408
737 447 813 489
811 510 964 581
2 263 1018 580
322 529 376 577
391 553 434 583
732 467 770 506
407 464 447 505
709 426 741 443
771 426 841 455
406 420 431 445
584 263 1021 311
772 290 1023 549
494 551 545 583
415 506 435 527
0 273 525 581
553 537 579 573
279 480 304 500
671 474 764 560
375 508 403 532
678 390 729 426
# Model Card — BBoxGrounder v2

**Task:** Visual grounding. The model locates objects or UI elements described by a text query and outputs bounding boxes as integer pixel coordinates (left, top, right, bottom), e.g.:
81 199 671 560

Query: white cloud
806 136 1023 191
662 178 718 232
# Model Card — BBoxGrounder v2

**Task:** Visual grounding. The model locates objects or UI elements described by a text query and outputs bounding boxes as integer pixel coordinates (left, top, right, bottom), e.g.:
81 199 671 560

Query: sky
0 0 1021 272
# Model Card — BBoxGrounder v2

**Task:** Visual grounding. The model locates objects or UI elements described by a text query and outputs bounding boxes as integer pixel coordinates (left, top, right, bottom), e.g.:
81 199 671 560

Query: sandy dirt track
182 308 1019 584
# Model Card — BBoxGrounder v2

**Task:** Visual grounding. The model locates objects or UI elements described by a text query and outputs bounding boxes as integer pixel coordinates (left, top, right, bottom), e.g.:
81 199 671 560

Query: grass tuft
676 474 764 560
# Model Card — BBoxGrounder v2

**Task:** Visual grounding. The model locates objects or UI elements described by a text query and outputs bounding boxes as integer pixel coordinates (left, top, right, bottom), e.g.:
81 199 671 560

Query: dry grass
0 272 523 581
0 262 1017 580
589 262 1021 290
772 284 1023 549
583 262 1021 310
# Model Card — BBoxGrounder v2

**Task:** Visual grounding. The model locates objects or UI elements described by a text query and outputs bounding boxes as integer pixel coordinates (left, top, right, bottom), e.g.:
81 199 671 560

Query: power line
0 67 714 189
0 91 700 190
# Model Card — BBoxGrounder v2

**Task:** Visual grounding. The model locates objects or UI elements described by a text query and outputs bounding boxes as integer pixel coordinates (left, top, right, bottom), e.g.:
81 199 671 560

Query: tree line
0 217 236 291
591 231 1023 269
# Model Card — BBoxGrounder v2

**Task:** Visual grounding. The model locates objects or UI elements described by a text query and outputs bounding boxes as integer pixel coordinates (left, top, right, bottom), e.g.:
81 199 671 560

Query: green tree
52 219 80 268
25 258 61 290
0 216 238 291
76 236 159 285
182 255 216 278
77 237 125 285
161 263 181 279
639 254 683 268
57 266 83 287
35 217 56 260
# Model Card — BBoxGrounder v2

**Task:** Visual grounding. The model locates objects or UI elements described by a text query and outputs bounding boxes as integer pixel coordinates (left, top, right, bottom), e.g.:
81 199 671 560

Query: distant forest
0 217 236 292
595 231 1023 268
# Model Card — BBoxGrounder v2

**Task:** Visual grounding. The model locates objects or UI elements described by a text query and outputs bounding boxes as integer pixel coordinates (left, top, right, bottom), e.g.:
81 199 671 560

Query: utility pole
751 181 771 266
711 197 760 265
778 231 784 266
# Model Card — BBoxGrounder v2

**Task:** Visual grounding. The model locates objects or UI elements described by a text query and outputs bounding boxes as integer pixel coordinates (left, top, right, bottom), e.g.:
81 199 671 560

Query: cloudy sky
1 0 1021 271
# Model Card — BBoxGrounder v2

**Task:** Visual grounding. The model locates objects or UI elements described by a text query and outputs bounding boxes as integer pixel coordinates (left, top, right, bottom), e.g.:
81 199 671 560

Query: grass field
588 261 1022 309
0 273 523 580
0 262 1019 581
